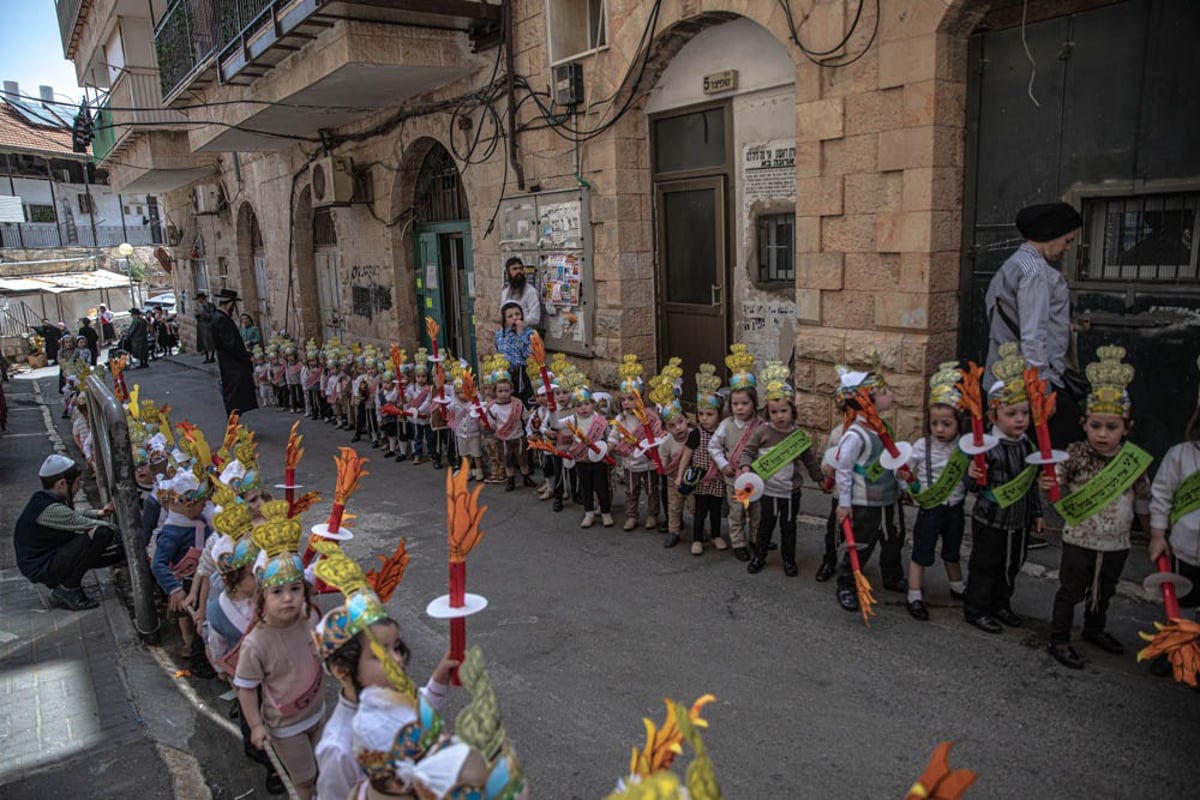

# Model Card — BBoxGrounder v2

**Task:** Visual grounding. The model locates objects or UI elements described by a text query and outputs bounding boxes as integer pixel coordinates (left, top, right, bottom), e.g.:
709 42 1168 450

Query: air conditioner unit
192 184 221 215
310 156 354 207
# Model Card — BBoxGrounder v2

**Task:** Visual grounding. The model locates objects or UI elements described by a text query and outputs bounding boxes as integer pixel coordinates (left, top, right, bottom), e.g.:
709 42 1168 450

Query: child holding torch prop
962 343 1044 635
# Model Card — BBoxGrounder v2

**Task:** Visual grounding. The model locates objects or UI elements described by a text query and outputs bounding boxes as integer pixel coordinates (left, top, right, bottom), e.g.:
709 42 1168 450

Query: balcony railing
57 0 86 58
0 223 163 249
94 68 188 163
154 0 221 101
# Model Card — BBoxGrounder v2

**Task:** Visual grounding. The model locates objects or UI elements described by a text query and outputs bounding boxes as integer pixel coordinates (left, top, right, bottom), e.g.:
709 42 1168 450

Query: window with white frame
1077 192 1198 283
757 213 795 285
546 0 607 65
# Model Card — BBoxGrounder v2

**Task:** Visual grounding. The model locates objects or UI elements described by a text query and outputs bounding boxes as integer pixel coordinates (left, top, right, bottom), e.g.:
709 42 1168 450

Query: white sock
949 580 965 594
907 589 923 603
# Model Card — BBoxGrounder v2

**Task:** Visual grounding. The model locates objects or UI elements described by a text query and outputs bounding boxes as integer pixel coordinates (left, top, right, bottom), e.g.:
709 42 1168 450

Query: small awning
0 268 133 295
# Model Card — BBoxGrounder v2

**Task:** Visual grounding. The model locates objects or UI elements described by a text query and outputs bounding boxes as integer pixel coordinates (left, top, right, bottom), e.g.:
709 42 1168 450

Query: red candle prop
854 389 919 492
959 362 989 486
459 368 492 433
530 331 556 412
1137 555 1200 687
440 461 488 685
568 420 617 466
425 317 447 405
283 420 303 512
841 517 877 626
631 389 667 475
1024 368 1062 502
1155 554 1183 621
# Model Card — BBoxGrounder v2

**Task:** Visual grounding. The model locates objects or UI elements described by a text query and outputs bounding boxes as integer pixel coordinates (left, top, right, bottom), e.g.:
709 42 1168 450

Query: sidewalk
0 372 200 799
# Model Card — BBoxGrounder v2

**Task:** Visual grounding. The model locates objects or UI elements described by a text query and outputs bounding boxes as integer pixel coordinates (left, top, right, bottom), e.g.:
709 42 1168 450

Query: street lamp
118 242 135 306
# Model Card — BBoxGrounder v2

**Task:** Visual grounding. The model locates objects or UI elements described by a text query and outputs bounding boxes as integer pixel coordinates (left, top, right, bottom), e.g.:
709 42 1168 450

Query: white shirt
500 282 541 327
1151 441 1200 567
314 695 360 800
908 435 968 506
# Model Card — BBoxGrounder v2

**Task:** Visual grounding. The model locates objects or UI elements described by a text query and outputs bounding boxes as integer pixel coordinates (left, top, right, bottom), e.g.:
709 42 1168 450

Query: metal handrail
85 372 161 641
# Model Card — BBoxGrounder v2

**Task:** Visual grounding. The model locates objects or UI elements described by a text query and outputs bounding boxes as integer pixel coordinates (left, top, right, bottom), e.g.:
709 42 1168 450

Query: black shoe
663 534 680 549
382 450 394 458
264 768 286 795
395 453 407 462
433 460 444 470
188 650 216 680
747 556 766 574
949 588 965 601
1047 641 1084 670
1027 536 1049 550
907 599 930 621
522 475 538 488
815 562 836 582
883 577 909 593
966 614 1003 634
50 586 98 611
553 498 564 512
351 435 362 443
993 608 1023 628
657 521 668 533
768 541 778 551
837 587 860 612
1082 630 1125 655
733 546 751 562
505 477 515 492
1149 655 1173 677
783 561 799 577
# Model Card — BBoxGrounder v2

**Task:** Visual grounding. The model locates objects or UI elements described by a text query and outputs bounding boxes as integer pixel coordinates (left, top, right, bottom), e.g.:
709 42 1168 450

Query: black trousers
836 505 905 589
427 427 451 461
305 388 321 418
576 461 611 513
289 384 303 411
552 458 579 501
823 497 839 568
1051 543 1129 644
755 493 802 563
693 493 723 544
963 519 1028 619
31 526 124 589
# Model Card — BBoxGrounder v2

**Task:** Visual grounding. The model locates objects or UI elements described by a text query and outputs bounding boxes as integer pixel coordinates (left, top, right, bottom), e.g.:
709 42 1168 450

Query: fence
84 372 160 641
0 223 161 248
0 298 40 338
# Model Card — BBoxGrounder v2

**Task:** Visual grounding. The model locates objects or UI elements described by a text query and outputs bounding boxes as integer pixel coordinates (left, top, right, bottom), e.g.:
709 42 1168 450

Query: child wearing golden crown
832 362 906 612
302 345 324 419
286 344 305 413
526 379 555 497
152 466 217 678
610 355 662 531
486 355 536 492
962 343 1044 634
739 363 824 574
1045 347 1152 669
545 354 581 510
254 348 274 409
564 372 614 528
312 543 456 800
649 361 691 548
904 363 970 621
479 356 507 483
680 364 733 555
707 345 762 559
235 501 324 799
1149 355 1200 617
407 351 433 464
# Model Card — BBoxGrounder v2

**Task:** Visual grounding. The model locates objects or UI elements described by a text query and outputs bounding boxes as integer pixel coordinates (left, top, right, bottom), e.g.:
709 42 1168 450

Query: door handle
711 284 722 306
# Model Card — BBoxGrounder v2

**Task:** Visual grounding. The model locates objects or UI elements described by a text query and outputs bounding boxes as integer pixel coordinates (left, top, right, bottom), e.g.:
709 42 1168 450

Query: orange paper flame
290 491 321 517
332 447 369 506
851 388 889 437
1023 367 1057 427
631 389 651 429
285 420 304 471
366 538 410 603
629 694 716 779
1137 618 1200 687
905 742 978 800
527 438 568 459
390 344 404 371
855 570 877 626
610 419 639 444
959 362 985 420
447 459 487 562
733 486 754 510
529 330 546 368
460 368 478 402
425 316 440 342
220 412 241 456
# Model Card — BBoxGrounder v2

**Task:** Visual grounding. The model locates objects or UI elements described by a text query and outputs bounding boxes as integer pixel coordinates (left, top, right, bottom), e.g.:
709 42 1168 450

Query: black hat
194 290 208 299
1016 202 1083 243
130 307 142 315
216 288 241 303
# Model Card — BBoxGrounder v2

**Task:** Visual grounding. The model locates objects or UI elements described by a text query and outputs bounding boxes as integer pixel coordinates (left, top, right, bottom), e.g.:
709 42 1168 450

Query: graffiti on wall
349 264 392 320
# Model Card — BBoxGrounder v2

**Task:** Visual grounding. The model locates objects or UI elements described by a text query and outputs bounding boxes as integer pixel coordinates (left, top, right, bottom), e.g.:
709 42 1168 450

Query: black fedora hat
215 288 241 303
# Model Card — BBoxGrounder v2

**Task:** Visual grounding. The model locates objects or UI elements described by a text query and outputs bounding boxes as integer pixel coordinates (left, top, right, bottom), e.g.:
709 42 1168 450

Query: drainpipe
5 153 24 249
82 161 99 246
503 0 525 191
118 193 129 244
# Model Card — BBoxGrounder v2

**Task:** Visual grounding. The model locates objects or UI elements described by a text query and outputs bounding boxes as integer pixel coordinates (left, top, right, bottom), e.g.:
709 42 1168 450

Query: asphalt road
121 356 1200 798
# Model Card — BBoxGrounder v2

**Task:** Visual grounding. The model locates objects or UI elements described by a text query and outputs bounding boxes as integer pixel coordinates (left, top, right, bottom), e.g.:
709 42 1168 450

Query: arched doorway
236 203 270 331
414 143 476 365
313 206 343 342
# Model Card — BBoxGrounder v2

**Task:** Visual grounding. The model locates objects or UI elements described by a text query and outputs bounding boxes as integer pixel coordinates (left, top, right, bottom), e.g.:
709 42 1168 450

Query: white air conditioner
310 156 354 207
192 184 221 215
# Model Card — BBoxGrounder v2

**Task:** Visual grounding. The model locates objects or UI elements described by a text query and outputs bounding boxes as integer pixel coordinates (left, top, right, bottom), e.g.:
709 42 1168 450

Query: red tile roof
0 102 89 159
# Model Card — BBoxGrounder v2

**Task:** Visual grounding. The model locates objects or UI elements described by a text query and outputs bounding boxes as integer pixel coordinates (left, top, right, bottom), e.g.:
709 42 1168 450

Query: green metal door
414 222 476 366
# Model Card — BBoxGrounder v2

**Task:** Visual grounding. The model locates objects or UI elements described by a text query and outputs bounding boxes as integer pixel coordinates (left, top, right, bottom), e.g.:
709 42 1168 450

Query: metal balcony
56 0 87 58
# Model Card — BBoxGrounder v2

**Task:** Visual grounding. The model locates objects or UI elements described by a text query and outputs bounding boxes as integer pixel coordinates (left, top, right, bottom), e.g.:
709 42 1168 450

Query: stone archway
388 136 450 349
291 185 322 341
235 202 269 331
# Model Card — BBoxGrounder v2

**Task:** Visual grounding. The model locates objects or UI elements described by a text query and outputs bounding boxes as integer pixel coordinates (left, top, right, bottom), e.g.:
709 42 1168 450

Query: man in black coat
31 318 62 364
126 308 150 368
211 289 258 415
77 317 100 366
194 291 216 362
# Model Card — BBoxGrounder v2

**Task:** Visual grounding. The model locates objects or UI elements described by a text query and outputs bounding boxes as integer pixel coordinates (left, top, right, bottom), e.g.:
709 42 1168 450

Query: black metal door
961 0 1200 458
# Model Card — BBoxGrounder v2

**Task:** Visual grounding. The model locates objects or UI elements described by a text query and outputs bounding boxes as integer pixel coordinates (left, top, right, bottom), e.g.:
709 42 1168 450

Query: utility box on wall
498 187 592 356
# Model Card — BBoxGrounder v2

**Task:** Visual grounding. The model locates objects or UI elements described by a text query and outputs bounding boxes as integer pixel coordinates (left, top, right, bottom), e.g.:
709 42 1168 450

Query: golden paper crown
696 363 723 409
548 353 571 385
1085 345 1134 417
760 362 793 402
212 496 253 542
251 500 302 556
928 361 964 409
617 354 645 394
414 347 430 374
489 353 512 385
556 362 584 393
989 342 1028 406
648 373 677 409
312 541 389 659
725 344 756 389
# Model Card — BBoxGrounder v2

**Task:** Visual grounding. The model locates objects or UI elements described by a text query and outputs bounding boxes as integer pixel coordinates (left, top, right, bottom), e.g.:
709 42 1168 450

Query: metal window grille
415 145 467 223
1079 192 1199 282
25 204 56 223
313 207 337 246
757 214 795 284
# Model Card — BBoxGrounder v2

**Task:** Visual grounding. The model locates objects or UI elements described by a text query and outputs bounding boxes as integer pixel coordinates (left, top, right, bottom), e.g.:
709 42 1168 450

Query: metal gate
960 0 1200 458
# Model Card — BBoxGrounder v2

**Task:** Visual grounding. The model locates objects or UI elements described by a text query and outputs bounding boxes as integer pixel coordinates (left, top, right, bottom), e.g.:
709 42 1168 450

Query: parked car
144 293 176 315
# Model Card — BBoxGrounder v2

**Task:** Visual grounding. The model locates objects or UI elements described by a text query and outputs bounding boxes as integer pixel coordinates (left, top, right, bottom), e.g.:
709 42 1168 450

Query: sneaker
395 454 406 463
601 513 615 528
1082 630 1125 655
50 586 98 611
553 498 564 512
188 650 217 680
580 513 595 529
382 450 395 458
657 520 668 533
733 547 751 562
505 477 515 492
907 599 930 621
664 534 680 549
433 460 444 470
522 475 538 488
691 541 704 556
1046 641 1084 670
815 562 836 582
883 577 909 593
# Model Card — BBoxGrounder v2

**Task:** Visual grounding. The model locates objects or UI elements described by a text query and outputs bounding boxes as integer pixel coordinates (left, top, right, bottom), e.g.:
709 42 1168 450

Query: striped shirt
970 428 1042 530
984 242 1071 386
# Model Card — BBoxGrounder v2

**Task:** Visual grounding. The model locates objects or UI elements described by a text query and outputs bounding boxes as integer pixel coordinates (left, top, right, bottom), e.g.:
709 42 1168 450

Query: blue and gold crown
726 344 756 391
695 363 723 410
928 361 963 409
617 354 645 396
760 362 793 402
313 541 389 660
489 354 512 386
251 500 305 588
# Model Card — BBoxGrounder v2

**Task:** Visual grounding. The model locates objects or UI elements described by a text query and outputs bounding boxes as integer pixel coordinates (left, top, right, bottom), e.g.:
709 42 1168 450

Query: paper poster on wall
424 264 439 290
538 201 583 249
743 139 797 201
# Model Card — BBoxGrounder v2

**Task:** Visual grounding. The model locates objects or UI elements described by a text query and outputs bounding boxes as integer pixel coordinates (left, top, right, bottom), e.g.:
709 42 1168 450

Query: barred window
757 213 794 285
1078 192 1198 282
